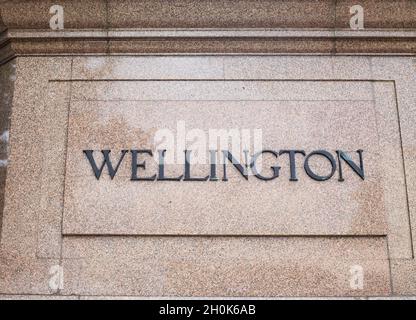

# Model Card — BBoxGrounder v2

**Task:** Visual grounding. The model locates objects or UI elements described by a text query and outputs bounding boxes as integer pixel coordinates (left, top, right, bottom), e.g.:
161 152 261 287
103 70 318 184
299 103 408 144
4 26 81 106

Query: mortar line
393 80 415 259
58 58 74 293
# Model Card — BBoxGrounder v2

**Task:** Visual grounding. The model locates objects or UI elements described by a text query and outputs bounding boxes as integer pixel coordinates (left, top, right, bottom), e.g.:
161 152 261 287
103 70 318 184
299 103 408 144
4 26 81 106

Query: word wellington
83 149 365 182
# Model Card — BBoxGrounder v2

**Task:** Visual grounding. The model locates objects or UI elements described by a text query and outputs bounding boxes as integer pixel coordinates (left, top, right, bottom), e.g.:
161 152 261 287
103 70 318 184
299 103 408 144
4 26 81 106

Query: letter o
304 150 336 181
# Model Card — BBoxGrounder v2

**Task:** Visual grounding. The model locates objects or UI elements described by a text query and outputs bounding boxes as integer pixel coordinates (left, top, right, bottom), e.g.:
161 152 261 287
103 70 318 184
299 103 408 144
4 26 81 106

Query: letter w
83 150 128 180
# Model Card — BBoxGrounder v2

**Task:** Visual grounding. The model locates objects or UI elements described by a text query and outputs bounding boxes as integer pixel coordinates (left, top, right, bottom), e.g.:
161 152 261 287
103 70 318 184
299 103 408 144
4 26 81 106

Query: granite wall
0 60 14 236
0 0 415 299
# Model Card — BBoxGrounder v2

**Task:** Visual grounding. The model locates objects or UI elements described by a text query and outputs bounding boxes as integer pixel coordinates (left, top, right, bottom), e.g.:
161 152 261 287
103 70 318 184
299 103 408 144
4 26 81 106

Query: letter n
222 150 249 181
336 150 365 181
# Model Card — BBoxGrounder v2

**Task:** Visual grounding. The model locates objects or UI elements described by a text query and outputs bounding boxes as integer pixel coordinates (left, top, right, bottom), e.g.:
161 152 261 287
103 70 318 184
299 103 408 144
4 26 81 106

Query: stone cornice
2 0 416 29
0 0 415 63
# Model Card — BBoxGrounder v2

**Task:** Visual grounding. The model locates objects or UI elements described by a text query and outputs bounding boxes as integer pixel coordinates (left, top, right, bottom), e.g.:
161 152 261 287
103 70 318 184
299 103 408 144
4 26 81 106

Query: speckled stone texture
63 81 388 236
0 0 107 29
2 0 415 29
0 57 70 295
0 56 415 299
336 0 416 29
61 236 390 297
107 0 335 29
0 0 415 300
1 0 416 56
0 60 14 236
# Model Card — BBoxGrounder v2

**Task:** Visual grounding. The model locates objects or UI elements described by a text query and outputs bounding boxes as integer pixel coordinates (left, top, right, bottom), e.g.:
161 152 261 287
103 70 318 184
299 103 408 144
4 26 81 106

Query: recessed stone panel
63 80 395 236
